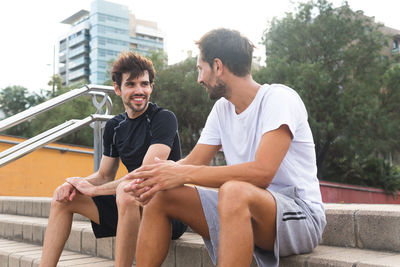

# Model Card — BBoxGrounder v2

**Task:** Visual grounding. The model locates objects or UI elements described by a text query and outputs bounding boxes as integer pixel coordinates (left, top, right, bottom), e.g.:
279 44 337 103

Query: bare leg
135 186 210 267
218 181 277 267
115 181 141 267
40 193 100 267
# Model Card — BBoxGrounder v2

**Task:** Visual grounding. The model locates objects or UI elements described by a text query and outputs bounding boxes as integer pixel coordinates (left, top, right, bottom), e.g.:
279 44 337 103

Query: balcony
69 46 89 59
68 57 88 70
59 65 66 74
59 54 66 63
69 34 88 48
68 68 89 81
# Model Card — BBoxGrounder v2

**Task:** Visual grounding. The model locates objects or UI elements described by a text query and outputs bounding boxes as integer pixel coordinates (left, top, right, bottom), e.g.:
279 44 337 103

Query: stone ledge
322 203 400 252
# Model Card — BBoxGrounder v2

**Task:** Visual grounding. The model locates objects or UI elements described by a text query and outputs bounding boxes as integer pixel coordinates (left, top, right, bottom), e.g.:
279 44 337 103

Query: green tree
0 85 45 137
152 56 214 155
257 0 389 181
379 64 400 156
147 49 168 72
48 74 63 97
29 81 98 146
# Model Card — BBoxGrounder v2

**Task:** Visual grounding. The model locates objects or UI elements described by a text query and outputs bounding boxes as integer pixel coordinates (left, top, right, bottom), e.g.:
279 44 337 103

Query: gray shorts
196 186 326 267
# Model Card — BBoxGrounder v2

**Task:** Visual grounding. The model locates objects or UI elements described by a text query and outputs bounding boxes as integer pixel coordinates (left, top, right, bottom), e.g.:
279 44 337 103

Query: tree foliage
152 56 214 155
29 81 98 146
0 85 46 137
255 0 400 191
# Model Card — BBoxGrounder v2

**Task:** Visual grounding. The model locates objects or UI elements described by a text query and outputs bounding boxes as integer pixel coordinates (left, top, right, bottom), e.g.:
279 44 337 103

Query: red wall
320 180 400 204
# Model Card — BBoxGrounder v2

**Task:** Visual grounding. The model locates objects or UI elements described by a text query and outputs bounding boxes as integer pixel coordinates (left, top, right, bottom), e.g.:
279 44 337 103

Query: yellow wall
0 135 128 197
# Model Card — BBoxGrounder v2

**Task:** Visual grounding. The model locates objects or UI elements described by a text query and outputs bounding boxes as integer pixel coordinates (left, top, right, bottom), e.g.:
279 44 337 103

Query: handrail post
90 91 112 172
92 121 103 172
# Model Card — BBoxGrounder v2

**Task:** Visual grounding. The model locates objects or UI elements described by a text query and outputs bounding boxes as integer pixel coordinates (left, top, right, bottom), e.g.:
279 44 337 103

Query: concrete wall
0 135 127 197
320 180 400 204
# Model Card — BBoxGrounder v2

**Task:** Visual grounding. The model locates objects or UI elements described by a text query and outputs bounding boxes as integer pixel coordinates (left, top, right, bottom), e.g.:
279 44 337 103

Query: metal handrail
0 84 114 132
0 84 115 170
0 114 113 167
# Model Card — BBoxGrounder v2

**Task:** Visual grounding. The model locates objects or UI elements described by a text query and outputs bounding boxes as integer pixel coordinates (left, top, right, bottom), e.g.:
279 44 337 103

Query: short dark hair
195 28 255 77
111 51 156 88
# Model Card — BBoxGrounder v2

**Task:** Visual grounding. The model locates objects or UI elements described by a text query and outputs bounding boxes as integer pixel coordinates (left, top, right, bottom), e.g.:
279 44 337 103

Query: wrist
183 165 196 184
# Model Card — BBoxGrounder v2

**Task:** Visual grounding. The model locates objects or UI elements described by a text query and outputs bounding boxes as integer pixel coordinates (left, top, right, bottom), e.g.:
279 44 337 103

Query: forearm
184 162 271 188
84 172 107 186
89 176 127 196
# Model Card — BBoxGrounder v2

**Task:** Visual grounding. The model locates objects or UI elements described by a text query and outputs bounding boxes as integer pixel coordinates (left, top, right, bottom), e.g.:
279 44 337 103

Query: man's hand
123 179 152 205
66 177 97 197
54 182 77 202
123 157 187 205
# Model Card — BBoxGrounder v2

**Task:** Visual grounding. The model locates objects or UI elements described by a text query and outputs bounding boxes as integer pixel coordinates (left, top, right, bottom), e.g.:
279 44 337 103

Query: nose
197 72 202 85
133 84 146 94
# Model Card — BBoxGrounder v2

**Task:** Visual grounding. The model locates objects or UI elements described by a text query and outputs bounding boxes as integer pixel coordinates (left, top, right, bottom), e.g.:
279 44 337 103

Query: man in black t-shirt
40 52 187 267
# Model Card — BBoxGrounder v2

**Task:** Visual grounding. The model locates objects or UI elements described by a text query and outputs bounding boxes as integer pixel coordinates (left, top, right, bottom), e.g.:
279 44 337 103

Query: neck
226 75 260 114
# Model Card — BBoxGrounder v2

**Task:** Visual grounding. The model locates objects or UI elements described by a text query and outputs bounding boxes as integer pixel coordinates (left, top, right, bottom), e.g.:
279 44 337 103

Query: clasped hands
123 157 184 205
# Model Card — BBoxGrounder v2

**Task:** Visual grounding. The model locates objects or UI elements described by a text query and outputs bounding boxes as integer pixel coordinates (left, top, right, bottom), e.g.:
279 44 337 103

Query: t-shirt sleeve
150 110 178 148
261 86 303 138
197 102 221 145
103 119 120 158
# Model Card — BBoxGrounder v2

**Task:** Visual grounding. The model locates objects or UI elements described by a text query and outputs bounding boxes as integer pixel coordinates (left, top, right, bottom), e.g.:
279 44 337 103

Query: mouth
130 94 146 104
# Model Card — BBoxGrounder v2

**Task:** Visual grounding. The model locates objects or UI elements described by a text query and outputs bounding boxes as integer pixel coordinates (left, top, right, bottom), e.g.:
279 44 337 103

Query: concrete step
0 238 115 267
0 214 114 260
0 196 87 221
1 236 400 267
280 245 400 267
1 197 400 266
322 204 400 252
2 197 400 253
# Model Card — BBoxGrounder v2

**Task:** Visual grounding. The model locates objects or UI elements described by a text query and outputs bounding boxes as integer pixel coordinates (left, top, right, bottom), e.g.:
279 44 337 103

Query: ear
213 58 224 75
113 82 121 96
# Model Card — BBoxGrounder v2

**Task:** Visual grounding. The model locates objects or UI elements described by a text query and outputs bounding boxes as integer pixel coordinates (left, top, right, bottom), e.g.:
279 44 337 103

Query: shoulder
105 113 127 129
264 84 301 101
210 97 231 116
149 103 177 123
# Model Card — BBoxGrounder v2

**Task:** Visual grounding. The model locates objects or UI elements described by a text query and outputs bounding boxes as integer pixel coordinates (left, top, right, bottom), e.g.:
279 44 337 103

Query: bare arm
66 155 120 196
68 143 173 196
85 156 120 185
178 144 221 166
130 125 292 200
56 155 119 201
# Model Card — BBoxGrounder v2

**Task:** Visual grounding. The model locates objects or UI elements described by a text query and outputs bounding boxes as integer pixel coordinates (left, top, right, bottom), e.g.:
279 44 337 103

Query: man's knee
218 181 252 216
116 181 139 209
143 187 186 214
50 194 74 213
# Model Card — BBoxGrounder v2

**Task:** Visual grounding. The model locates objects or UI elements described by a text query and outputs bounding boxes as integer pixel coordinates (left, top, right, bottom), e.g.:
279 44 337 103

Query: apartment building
59 0 164 85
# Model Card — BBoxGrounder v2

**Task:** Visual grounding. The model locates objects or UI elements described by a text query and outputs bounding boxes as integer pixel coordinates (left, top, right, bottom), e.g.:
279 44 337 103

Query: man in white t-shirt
124 28 326 267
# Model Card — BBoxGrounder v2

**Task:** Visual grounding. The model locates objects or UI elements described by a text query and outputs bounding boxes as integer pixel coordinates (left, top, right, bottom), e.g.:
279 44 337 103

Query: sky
0 0 399 93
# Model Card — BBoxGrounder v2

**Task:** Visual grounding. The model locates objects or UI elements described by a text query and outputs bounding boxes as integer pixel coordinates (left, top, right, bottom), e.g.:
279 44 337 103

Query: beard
206 79 230 100
125 95 149 113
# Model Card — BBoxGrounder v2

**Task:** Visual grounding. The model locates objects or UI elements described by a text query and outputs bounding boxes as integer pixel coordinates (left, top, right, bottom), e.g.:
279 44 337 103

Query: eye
125 82 135 87
141 81 150 87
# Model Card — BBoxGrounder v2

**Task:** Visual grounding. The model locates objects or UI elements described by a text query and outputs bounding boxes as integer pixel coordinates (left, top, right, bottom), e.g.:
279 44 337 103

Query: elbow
252 166 275 188
255 175 271 188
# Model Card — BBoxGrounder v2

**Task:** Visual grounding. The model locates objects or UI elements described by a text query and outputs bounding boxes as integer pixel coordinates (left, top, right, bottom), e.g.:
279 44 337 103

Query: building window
393 40 399 50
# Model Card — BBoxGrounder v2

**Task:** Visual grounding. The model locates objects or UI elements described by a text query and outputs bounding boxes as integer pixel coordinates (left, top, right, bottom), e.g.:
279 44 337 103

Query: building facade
380 25 400 59
59 0 164 86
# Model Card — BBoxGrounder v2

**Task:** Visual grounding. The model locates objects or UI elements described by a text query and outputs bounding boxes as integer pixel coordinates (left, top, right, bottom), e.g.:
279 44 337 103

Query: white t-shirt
198 84 324 214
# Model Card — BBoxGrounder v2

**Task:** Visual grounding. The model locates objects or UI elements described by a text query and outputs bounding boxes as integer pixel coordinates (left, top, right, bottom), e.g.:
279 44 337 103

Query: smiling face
114 71 153 118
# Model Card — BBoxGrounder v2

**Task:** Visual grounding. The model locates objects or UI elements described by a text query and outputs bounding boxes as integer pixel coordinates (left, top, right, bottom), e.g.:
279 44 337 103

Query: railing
0 84 115 171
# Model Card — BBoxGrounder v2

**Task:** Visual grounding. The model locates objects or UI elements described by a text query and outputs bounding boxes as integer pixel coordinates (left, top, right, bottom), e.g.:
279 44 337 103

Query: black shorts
91 195 187 239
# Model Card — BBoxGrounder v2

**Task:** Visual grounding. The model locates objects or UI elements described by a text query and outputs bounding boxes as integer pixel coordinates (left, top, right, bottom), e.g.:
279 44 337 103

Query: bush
323 156 400 195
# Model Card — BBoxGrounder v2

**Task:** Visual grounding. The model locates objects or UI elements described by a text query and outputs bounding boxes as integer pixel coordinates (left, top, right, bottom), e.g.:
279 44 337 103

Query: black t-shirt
103 103 181 172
